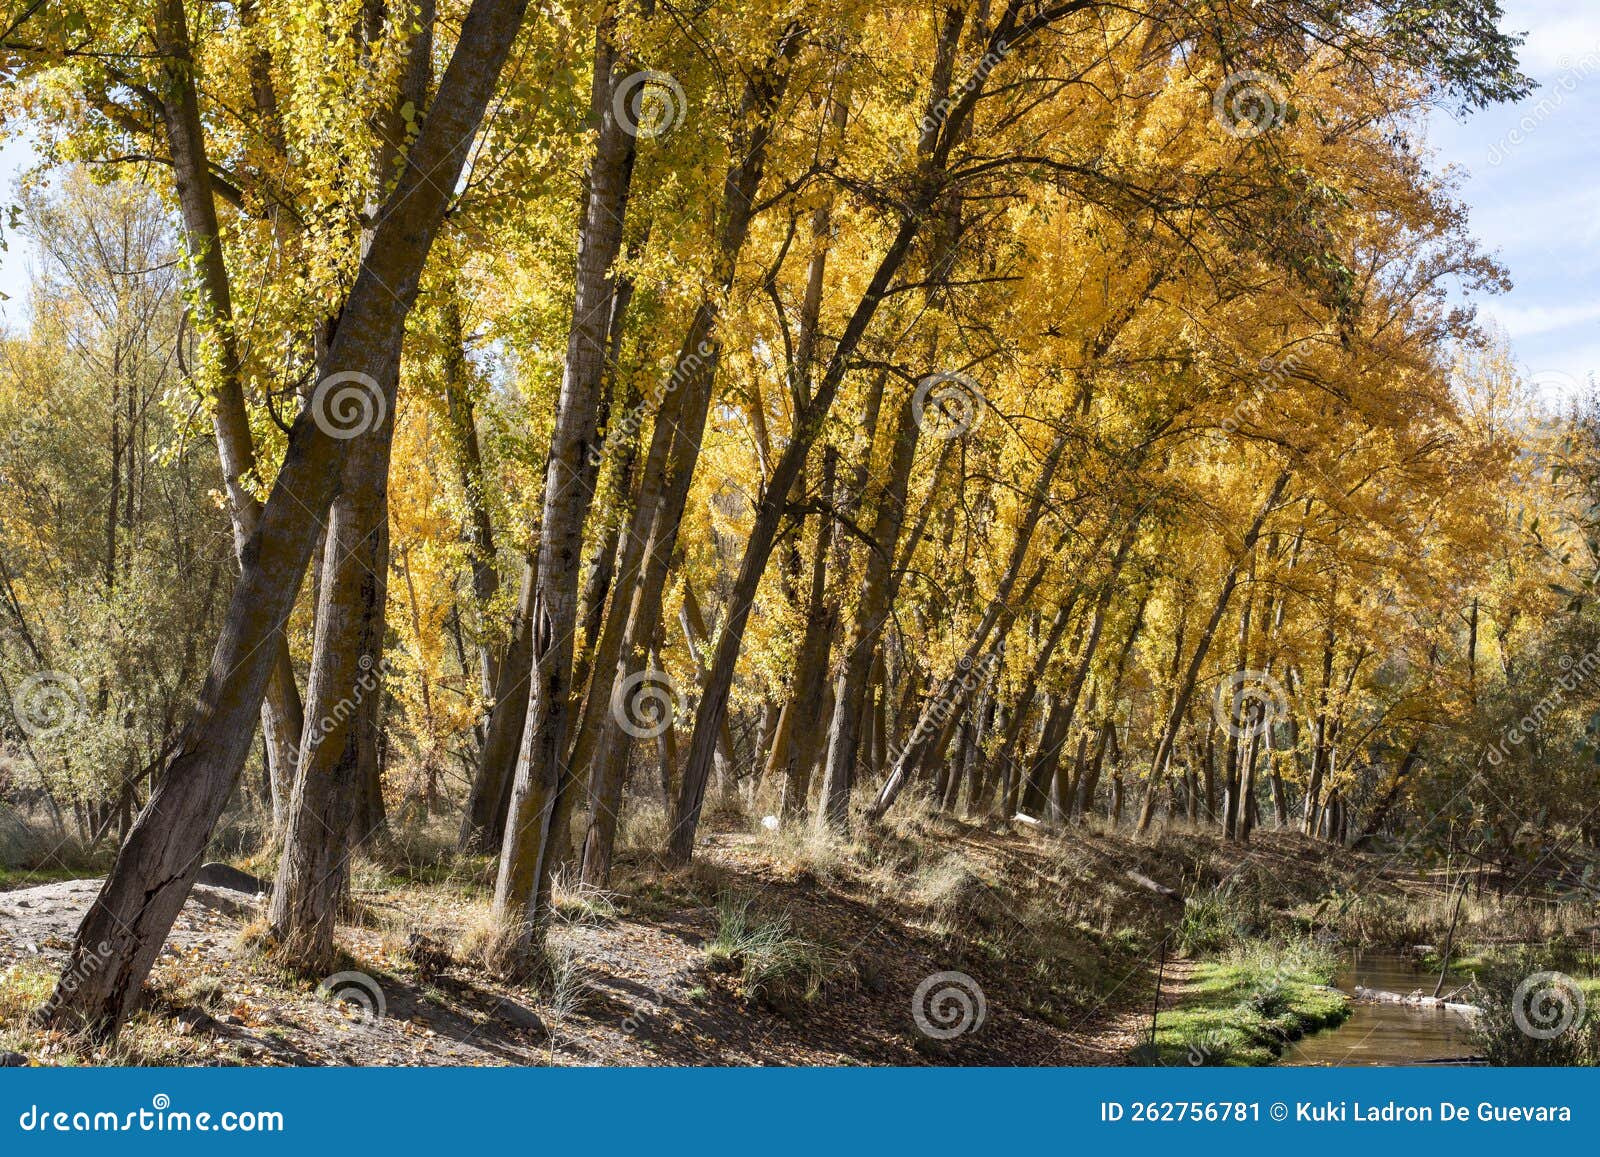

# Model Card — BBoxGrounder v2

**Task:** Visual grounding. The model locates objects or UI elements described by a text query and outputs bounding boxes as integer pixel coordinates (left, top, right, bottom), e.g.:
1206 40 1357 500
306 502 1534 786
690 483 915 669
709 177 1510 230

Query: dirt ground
0 817 1401 1068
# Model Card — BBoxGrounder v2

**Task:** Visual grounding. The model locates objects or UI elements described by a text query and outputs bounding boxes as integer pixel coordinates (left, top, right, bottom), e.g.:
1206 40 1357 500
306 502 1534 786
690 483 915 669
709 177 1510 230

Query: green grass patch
703 895 830 1011
0 864 88 890
1136 939 1349 1066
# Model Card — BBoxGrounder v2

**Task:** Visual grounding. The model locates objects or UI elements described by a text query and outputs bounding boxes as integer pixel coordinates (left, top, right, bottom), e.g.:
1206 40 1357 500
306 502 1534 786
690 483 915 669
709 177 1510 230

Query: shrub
1471 953 1600 1066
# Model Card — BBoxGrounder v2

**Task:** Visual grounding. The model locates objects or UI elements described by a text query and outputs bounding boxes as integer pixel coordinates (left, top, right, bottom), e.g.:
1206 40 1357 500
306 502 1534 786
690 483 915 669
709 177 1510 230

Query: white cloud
1486 301 1600 339
1503 0 1600 74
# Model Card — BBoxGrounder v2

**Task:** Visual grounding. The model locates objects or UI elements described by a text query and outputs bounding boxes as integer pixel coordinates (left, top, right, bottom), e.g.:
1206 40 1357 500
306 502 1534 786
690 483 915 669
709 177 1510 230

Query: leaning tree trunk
868 432 1070 822
42 0 533 1036
666 203 927 862
150 0 304 831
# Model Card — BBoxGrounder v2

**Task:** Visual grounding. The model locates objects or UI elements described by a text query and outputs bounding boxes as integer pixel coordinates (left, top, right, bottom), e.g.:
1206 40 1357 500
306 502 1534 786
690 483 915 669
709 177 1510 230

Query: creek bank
1137 941 1349 1066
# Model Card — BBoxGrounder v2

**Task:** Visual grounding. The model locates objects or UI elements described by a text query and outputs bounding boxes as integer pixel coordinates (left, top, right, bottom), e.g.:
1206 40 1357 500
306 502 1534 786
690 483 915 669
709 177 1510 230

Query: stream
1280 952 1481 1066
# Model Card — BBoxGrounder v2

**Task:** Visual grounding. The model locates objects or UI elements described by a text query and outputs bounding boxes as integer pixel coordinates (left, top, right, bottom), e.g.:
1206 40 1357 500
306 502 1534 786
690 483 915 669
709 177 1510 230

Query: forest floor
0 804 1587 1067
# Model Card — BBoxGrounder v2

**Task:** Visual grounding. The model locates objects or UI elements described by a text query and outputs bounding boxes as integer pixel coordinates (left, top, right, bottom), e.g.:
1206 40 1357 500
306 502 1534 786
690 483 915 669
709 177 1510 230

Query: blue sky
1427 0 1600 398
2 1 1596 392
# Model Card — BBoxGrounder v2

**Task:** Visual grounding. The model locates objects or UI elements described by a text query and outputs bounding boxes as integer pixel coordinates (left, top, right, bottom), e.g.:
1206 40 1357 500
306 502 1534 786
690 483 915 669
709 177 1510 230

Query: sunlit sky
1 1 1596 393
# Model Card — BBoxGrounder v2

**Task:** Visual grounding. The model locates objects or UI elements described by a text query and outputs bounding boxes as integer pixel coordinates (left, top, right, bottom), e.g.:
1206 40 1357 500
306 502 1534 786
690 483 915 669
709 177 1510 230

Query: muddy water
1281 952 1480 1066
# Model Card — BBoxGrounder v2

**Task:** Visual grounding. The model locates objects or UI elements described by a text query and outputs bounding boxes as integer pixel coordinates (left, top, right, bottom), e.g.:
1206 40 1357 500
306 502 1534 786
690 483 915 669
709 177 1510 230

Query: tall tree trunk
678 582 741 793
460 555 534 852
43 0 533 1036
1075 586 1147 819
494 14 640 953
574 33 801 883
268 0 436 968
816 391 928 829
774 450 838 821
994 591 1083 818
1303 621 1337 836
440 284 501 720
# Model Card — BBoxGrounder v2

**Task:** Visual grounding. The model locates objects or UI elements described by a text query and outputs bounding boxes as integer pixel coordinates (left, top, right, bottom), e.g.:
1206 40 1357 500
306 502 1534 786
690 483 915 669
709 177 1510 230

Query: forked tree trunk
575 34 806 879
42 0 533 1036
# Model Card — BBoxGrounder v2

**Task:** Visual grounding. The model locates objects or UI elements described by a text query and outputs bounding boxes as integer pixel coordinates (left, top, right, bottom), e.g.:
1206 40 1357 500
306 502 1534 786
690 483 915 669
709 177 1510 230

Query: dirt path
0 849 1151 1067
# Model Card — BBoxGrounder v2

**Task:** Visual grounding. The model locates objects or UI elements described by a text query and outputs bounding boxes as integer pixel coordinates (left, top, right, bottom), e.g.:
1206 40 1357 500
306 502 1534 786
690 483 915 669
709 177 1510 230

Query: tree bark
774 449 838 821
576 33 805 878
494 14 640 950
268 0 436 968
148 0 304 833
43 0 534 1035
